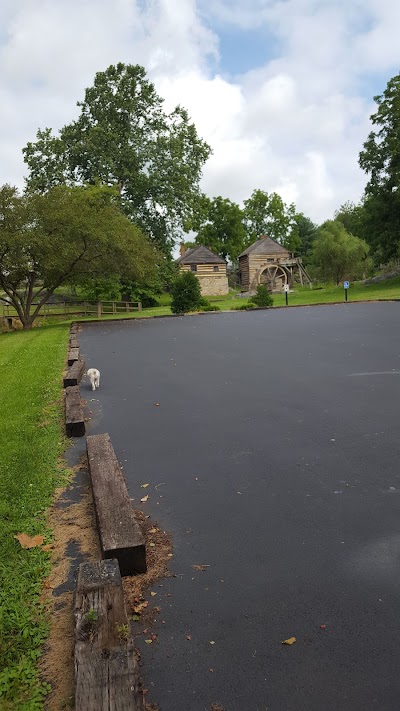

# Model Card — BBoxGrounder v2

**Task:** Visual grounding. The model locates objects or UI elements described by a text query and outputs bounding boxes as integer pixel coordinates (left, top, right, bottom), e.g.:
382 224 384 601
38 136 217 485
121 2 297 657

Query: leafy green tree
243 189 299 251
0 184 157 328
23 63 211 254
250 285 274 307
171 270 202 313
191 195 246 263
293 213 318 261
311 220 371 285
359 74 400 260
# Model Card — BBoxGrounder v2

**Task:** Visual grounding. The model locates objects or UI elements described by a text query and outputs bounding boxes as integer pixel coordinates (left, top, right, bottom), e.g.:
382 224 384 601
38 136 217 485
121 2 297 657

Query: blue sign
344 281 349 289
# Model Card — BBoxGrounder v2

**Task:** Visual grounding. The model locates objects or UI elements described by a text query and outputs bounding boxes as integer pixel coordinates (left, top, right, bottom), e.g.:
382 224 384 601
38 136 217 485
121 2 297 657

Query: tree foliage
171 270 202 314
359 74 400 260
311 220 371 285
23 63 211 254
191 195 246 263
243 189 299 251
0 184 157 328
250 284 274 307
293 213 318 261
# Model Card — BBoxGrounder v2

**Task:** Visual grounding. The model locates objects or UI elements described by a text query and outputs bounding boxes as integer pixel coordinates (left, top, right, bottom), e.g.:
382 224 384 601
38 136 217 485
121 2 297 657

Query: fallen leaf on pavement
15 533 45 549
149 528 157 533
145 639 153 644
154 403 160 407
167 553 173 557
186 635 192 641
149 542 156 548
209 640 215 645
193 565 210 571
320 625 327 630
141 483 149 488
150 592 157 597
132 601 149 615
131 615 140 621
282 637 297 645
140 495 149 503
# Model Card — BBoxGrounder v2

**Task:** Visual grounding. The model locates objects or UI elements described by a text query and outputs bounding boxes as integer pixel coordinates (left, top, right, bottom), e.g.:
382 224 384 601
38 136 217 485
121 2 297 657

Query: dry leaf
141 483 149 489
149 542 156 548
154 403 160 407
193 565 210 571
42 544 53 551
167 553 173 558
282 637 297 645
320 624 327 630
150 592 157 597
132 601 149 615
149 528 157 533
186 635 192 640
145 639 153 644
209 640 215 645
15 533 45 549
140 495 149 503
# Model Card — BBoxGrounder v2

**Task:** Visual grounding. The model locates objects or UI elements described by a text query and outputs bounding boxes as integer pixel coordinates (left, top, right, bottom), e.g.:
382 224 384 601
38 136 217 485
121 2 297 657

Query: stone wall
198 275 229 296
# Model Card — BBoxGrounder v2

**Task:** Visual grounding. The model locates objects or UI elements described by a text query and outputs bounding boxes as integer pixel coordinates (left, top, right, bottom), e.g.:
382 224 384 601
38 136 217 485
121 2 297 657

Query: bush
198 302 221 312
232 303 251 310
171 271 202 314
250 285 274 307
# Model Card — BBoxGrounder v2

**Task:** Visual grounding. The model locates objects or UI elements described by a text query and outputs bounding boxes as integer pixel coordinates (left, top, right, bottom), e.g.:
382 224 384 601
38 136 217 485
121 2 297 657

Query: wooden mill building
176 245 229 296
238 236 312 292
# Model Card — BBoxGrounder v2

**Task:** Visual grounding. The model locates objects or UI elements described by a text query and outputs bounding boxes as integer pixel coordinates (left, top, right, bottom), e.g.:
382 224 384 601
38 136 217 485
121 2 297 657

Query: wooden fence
1 300 142 320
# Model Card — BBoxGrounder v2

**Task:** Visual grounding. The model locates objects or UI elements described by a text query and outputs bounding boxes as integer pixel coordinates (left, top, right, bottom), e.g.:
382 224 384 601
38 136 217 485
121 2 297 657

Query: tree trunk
21 317 34 330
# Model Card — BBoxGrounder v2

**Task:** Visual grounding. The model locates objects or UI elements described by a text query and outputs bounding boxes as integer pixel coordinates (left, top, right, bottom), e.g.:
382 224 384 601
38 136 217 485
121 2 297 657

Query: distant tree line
1 63 400 327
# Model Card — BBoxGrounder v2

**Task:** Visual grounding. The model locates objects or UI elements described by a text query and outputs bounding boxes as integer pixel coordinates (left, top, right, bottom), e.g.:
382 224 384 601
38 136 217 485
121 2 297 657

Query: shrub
232 303 252 310
199 302 221 312
171 271 202 314
250 285 274 307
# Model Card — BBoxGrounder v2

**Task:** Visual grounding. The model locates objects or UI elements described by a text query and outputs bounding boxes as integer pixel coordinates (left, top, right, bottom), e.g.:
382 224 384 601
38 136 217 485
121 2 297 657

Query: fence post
126 302 129 313
97 302 102 318
138 302 142 312
113 301 116 314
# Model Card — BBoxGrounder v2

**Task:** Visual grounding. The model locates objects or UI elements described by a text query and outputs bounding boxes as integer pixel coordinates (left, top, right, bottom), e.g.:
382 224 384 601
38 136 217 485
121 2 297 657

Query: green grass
0 325 70 710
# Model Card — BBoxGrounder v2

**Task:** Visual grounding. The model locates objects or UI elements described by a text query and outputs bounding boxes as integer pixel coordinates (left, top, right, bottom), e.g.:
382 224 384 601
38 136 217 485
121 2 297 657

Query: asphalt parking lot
80 303 400 711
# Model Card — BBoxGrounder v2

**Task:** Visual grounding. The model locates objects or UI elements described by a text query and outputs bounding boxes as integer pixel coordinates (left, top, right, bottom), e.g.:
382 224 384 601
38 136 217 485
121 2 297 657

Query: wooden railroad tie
74 559 144 711
86 434 147 576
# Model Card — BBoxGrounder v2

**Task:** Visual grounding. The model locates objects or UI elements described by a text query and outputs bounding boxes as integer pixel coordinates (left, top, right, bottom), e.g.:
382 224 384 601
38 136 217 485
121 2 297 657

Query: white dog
87 368 100 391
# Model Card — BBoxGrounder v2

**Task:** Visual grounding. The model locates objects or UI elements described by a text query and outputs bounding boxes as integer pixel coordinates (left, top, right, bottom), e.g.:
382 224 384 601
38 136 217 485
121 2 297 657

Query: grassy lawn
0 325 70 710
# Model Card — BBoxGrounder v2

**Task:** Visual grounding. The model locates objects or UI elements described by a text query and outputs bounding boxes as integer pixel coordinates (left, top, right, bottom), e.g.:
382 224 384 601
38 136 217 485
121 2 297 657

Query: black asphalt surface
79 303 400 711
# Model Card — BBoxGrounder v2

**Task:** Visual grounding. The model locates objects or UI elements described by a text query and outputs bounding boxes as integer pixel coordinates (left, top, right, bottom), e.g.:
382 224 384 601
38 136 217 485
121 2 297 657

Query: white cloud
0 0 400 225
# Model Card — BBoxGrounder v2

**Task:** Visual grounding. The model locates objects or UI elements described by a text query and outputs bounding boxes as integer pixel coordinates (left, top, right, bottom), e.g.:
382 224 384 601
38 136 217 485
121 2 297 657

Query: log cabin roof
239 236 290 258
176 245 226 265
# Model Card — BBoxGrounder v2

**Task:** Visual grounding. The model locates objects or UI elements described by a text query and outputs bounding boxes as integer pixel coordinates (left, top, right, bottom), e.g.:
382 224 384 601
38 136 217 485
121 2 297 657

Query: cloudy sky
1 0 399 224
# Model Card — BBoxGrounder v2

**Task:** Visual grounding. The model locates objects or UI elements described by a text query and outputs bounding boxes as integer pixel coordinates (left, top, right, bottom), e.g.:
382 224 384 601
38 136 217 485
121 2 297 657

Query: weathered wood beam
64 359 85 388
86 434 147 576
74 559 144 711
65 385 85 437
68 347 80 366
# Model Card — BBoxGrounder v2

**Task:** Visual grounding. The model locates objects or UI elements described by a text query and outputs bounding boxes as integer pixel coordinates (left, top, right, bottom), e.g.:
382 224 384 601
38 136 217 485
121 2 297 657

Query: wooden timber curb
86 433 147 576
65 386 85 437
64 323 85 437
74 559 144 711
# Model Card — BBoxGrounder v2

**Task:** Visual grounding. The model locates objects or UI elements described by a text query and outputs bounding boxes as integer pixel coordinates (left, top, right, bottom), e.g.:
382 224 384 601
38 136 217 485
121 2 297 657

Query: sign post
284 283 289 306
344 280 349 302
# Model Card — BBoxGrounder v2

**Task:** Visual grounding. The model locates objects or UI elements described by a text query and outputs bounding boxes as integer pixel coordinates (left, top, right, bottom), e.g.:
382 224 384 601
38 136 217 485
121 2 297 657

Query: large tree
0 184 157 329
311 220 371 285
191 195 246 263
243 189 299 251
293 212 318 261
23 63 211 254
359 74 400 260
